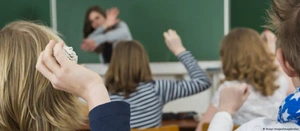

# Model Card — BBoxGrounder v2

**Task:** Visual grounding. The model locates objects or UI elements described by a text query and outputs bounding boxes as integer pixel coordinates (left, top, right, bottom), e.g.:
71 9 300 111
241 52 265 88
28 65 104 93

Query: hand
163 29 186 56
218 83 250 115
264 30 277 54
81 42 90 51
103 7 120 28
36 40 110 110
81 39 97 52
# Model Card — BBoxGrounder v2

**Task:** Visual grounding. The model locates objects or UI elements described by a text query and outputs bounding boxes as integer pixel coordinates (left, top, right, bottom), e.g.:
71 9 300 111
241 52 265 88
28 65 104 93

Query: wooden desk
162 119 198 131
78 119 198 131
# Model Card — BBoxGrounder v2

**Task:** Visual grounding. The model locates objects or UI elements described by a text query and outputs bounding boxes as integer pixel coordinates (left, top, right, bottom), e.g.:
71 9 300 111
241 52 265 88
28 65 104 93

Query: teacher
81 6 132 63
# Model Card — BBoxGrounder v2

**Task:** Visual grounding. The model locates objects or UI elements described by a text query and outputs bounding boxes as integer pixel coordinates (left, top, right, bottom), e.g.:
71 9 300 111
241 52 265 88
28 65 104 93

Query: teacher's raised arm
81 6 132 63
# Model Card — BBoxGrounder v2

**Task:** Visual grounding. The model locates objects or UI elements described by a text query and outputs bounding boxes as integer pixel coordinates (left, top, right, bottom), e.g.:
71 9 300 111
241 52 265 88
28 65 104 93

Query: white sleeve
208 112 234 131
208 112 255 131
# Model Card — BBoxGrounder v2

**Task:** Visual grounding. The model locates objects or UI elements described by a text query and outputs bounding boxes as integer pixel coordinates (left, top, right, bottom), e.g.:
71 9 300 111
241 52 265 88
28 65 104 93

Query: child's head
0 21 85 131
220 28 279 96
268 0 300 83
105 40 153 97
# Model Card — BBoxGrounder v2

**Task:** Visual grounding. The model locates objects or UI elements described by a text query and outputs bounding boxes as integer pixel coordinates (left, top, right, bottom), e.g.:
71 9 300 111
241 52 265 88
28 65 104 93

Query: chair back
202 123 239 131
131 125 179 131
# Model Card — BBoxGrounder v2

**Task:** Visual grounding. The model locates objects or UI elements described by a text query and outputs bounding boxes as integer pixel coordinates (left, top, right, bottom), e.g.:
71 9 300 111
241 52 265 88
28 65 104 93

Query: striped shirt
109 51 211 129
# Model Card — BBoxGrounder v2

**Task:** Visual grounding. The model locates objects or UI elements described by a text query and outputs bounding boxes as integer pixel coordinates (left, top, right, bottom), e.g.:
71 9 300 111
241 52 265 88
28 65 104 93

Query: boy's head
268 0 300 82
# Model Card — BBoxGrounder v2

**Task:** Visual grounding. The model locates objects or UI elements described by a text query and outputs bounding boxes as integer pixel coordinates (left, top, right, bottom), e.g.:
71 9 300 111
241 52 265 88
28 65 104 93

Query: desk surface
162 119 198 129
78 119 198 130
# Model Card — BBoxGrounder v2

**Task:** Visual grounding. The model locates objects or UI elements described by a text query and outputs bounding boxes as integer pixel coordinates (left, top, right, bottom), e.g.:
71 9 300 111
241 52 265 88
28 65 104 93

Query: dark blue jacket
89 101 130 131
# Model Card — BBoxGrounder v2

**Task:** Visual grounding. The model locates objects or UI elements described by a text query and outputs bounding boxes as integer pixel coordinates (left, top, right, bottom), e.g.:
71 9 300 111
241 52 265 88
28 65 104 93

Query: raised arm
155 29 211 104
88 21 132 46
88 26 106 38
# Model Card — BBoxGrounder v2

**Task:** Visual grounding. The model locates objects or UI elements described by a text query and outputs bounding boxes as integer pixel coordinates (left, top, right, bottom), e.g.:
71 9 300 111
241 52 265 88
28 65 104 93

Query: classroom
1 0 300 131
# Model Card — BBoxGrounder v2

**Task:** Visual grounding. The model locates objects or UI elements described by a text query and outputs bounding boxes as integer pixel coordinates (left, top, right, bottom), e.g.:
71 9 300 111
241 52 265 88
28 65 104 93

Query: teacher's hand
81 39 97 52
103 7 120 28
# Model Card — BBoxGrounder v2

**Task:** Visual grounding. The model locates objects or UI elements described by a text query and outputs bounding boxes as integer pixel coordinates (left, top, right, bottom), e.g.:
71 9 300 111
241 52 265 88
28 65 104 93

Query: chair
131 125 179 131
202 123 239 131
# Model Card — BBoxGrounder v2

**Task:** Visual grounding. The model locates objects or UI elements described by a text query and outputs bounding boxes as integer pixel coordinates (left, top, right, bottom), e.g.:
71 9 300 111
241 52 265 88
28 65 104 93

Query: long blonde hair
220 28 279 96
0 21 86 131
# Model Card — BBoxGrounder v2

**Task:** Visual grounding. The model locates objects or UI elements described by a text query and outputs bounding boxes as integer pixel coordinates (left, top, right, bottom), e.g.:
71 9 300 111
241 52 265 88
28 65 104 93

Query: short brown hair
267 0 300 75
105 41 153 97
220 28 279 96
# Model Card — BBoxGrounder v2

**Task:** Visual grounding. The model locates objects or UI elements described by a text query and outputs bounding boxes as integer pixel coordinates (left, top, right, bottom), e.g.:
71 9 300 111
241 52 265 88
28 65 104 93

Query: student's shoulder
218 80 242 90
136 81 156 90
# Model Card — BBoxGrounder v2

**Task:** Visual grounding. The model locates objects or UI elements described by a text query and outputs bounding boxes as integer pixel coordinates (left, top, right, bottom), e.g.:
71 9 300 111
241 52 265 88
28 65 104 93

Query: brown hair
0 21 86 131
267 0 300 76
105 41 153 97
83 6 106 38
220 28 279 96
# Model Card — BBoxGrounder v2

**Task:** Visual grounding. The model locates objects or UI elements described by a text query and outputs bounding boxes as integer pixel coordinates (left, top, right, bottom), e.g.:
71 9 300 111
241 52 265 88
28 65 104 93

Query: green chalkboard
0 0 50 29
231 0 271 33
57 0 224 63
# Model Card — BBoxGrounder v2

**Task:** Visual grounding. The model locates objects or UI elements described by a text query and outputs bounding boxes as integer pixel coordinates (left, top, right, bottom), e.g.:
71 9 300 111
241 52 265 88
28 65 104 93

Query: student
196 28 293 131
208 0 300 130
0 21 130 131
81 6 132 63
105 29 211 129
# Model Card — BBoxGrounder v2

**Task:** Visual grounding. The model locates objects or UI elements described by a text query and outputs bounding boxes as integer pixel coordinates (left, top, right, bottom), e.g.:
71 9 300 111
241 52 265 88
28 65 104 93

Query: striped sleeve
154 51 211 104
